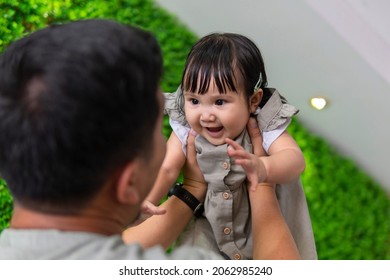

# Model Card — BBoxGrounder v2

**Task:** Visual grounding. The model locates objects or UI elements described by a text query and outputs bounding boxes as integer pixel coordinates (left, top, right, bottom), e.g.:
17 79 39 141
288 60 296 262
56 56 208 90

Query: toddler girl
144 33 317 259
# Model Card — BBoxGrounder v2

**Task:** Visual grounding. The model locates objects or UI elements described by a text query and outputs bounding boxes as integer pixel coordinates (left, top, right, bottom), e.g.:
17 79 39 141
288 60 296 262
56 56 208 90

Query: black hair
181 33 269 102
0 19 163 214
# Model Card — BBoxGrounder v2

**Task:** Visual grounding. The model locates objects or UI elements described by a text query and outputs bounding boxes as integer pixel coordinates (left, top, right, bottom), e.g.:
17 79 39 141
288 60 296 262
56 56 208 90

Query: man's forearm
250 183 301 260
122 182 204 249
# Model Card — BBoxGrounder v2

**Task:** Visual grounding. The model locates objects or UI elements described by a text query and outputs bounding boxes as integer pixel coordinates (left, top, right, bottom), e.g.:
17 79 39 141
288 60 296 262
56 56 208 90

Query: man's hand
182 129 206 201
247 117 266 157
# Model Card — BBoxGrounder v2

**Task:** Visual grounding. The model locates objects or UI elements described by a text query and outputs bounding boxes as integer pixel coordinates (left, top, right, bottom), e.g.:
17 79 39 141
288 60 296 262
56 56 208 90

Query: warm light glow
310 97 327 110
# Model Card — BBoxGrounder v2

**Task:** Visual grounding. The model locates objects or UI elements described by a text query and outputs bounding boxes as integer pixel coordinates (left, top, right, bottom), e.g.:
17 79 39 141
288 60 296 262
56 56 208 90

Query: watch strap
170 183 204 217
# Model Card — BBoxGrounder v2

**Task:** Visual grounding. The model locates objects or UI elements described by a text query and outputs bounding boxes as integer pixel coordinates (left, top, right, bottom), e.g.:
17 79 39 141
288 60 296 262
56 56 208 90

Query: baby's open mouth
207 127 223 132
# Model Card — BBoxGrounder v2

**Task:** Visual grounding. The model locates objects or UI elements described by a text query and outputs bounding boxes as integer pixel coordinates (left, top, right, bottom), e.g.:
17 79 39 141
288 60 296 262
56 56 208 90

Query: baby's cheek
185 114 198 128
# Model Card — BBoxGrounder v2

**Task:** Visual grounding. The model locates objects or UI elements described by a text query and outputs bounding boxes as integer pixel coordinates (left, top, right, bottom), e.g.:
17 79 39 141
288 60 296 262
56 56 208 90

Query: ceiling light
310 97 328 110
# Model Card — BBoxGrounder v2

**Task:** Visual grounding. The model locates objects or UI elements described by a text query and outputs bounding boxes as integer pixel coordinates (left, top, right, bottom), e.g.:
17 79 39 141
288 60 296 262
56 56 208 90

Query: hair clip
254 72 262 92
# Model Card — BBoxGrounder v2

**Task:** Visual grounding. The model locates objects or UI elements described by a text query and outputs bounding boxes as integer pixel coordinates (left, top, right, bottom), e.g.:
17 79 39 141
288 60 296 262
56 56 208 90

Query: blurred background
0 0 389 259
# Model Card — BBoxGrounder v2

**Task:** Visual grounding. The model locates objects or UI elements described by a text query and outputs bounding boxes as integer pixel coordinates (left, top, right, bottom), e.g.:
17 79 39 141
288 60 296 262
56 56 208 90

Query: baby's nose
200 110 216 122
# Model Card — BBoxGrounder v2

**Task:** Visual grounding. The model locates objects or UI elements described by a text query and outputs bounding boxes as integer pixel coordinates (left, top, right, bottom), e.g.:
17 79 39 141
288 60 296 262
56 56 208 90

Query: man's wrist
170 182 205 217
258 156 269 183
182 178 207 202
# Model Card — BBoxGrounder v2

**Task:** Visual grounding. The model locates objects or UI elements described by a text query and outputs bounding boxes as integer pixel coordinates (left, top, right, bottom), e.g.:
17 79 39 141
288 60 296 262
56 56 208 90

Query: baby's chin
201 135 228 146
210 139 226 146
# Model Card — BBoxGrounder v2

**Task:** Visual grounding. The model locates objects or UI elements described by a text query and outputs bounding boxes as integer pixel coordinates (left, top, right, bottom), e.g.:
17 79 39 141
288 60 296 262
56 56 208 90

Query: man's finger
186 129 197 164
247 117 266 157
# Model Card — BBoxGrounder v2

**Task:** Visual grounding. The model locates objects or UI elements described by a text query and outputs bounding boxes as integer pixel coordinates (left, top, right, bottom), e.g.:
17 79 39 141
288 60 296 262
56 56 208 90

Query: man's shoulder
0 229 221 260
0 229 158 260
169 245 223 260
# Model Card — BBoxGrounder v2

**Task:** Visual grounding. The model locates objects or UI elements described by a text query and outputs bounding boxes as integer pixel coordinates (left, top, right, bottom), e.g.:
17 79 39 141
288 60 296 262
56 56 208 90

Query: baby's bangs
182 53 238 94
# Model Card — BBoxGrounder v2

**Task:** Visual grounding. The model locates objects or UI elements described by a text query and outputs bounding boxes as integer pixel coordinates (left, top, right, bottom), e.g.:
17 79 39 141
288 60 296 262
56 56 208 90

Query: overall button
222 192 229 200
223 227 231 235
233 253 241 260
222 161 230 170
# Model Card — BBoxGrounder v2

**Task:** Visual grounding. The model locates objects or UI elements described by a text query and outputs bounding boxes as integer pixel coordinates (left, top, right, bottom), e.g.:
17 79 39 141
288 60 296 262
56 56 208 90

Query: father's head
0 19 165 216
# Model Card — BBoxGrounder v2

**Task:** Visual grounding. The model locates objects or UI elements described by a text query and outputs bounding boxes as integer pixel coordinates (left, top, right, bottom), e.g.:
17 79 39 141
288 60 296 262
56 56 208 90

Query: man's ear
250 89 263 113
116 161 141 205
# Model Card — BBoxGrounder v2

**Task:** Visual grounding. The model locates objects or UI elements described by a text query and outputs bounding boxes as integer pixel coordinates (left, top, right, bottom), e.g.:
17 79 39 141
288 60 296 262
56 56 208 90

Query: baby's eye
215 99 225 106
190 98 199 105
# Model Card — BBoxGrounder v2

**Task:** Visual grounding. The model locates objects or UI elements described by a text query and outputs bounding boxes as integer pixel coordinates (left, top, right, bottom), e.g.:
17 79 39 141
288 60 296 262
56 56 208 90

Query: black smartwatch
169 182 204 217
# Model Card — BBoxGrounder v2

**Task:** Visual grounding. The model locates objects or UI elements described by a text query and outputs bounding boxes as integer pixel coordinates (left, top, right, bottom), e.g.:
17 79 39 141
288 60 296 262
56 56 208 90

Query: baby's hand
141 200 167 216
226 138 267 192
130 200 167 226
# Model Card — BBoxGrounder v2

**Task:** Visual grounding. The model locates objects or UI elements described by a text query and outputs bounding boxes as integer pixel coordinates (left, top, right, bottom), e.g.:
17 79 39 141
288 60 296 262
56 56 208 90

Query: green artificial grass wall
0 179 12 232
0 0 389 260
288 119 390 259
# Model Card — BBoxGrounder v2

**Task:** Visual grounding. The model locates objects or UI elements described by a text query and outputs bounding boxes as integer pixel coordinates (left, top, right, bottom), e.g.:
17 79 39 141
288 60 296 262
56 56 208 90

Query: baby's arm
143 132 185 209
261 130 305 184
227 131 305 187
226 118 305 190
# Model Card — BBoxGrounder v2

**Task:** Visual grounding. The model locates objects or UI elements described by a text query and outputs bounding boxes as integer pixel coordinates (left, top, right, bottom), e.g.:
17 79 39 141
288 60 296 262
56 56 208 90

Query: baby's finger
152 207 167 215
141 201 167 215
227 148 251 161
225 138 245 151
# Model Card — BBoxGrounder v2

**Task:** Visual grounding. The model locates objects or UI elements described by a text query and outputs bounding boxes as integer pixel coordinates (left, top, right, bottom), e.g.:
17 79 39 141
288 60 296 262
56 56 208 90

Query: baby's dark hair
181 33 268 103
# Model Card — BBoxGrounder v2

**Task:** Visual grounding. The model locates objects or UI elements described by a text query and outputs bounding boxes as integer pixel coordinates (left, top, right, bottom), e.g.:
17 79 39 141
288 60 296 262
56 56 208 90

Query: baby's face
184 80 250 145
